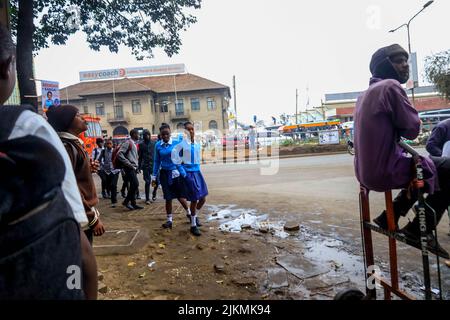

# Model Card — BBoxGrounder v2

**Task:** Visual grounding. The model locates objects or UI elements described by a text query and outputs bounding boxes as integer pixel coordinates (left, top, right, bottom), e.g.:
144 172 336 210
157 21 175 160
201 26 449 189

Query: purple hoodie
354 77 437 193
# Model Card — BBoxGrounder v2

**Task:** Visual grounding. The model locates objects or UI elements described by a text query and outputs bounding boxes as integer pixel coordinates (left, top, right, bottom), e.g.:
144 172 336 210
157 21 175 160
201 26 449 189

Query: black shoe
152 196 157 202
132 204 144 210
373 210 399 231
121 192 127 198
102 193 108 199
162 221 173 229
190 226 201 237
122 202 135 211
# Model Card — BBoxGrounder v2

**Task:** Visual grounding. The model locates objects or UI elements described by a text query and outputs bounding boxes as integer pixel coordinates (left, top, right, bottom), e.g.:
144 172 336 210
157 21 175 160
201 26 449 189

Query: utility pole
233 75 237 130
295 89 298 124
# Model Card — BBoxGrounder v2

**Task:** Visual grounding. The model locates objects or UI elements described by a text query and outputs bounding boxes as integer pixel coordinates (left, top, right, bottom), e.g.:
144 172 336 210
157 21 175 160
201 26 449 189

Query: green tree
9 0 202 110
424 49 450 100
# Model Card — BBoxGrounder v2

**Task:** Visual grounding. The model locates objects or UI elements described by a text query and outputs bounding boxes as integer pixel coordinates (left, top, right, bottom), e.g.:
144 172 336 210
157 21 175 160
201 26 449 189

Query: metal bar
363 222 448 259
359 187 376 299
374 275 415 300
385 191 399 290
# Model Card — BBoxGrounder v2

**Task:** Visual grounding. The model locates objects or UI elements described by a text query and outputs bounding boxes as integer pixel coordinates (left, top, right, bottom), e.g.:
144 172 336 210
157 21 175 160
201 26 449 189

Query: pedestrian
174 121 209 236
249 125 257 152
138 129 156 204
47 105 106 245
151 134 162 202
0 25 98 299
152 124 191 230
426 119 450 237
354 44 449 257
117 129 143 211
92 137 108 198
98 138 120 208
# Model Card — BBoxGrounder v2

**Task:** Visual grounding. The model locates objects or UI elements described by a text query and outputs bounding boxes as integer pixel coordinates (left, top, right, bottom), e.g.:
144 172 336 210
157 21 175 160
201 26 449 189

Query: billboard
79 64 186 82
319 130 340 145
406 52 419 90
41 80 61 111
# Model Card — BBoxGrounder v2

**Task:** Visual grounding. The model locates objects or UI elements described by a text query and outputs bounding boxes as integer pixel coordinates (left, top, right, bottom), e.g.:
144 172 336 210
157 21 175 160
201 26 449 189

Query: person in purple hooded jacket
354 44 449 258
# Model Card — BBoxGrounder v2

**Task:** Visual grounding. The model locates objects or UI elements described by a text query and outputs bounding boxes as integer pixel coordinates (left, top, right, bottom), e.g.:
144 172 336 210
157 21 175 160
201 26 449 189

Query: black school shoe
373 210 399 231
186 215 202 227
162 221 173 229
190 226 201 237
122 202 135 211
132 204 144 210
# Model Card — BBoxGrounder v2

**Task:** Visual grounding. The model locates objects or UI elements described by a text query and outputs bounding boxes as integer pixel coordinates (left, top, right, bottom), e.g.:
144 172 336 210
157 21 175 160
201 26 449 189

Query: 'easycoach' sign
79 64 186 81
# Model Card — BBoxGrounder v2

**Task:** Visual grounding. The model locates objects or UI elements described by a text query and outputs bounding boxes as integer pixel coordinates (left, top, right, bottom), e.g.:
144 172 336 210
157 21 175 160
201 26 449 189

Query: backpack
0 105 84 300
112 140 132 169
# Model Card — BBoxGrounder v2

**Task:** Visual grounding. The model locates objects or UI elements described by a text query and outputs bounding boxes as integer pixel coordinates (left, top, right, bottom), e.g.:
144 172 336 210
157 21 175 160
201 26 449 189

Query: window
150 99 155 113
95 102 105 116
207 97 216 111
114 101 123 119
209 120 218 130
83 105 89 114
191 98 200 111
177 122 184 129
160 100 168 113
85 122 102 138
132 100 141 114
175 99 184 115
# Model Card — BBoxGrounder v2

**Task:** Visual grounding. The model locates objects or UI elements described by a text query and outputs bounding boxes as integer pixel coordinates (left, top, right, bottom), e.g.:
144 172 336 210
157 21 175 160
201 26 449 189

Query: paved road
201 151 450 294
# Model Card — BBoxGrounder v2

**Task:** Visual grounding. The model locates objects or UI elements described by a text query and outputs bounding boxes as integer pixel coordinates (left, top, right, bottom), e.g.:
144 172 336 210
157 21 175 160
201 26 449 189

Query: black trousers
393 156 450 234
105 172 119 204
142 166 152 201
97 170 108 195
123 167 139 206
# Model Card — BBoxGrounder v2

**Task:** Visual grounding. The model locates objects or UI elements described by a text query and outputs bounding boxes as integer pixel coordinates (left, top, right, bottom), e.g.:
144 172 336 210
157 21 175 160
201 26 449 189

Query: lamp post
389 0 434 104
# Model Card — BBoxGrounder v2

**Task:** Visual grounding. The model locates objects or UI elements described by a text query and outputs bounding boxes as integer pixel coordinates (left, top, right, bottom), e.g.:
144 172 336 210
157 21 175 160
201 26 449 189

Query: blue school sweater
152 138 186 177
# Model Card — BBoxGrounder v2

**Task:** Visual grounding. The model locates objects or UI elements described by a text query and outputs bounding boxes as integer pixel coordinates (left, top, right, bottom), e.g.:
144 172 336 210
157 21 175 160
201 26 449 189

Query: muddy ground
93 152 450 300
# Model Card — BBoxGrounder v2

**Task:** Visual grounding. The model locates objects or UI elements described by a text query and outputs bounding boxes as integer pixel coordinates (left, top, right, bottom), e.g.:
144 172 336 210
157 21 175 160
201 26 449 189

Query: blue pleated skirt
184 171 209 201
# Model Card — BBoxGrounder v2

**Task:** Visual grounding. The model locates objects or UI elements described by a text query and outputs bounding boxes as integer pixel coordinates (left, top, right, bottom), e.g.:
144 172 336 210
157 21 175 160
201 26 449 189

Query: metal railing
107 111 131 123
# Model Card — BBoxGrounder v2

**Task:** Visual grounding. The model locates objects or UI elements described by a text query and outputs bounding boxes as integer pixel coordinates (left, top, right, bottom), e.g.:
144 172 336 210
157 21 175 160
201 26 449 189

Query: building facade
324 85 450 122
58 73 231 137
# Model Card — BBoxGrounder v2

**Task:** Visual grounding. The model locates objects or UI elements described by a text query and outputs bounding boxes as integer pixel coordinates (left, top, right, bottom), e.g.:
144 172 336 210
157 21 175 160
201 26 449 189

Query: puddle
206 204 450 300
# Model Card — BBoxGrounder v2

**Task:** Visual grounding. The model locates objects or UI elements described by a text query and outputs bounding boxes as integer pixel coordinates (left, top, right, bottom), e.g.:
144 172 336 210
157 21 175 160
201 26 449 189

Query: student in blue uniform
152 124 191 230
174 121 209 237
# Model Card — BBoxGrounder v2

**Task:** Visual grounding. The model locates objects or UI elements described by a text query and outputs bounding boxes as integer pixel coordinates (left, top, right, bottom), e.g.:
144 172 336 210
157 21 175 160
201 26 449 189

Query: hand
151 175 157 187
92 219 105 236
91 160 100 173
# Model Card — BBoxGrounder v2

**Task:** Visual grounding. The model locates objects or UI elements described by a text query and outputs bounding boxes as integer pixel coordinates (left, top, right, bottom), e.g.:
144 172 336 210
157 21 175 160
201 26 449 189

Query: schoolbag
0 105 84 300
112 140 132 169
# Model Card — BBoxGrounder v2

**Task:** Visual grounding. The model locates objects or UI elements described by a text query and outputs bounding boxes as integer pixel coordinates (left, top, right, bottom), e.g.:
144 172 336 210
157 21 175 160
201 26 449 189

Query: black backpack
0 105 84 300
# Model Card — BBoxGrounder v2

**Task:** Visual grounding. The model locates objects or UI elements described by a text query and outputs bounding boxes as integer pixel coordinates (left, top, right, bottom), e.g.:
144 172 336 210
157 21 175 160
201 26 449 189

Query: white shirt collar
162 138 173 146
58 131 84 145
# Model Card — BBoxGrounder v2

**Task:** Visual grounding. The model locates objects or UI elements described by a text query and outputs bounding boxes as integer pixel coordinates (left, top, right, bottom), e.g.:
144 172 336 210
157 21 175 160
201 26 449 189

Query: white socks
186 208 191 216
167 214 173 222
191 215 197 227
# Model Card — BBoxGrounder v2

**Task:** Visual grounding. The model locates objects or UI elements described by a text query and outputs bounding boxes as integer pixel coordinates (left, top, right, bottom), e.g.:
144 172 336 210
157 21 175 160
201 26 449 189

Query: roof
59 73 230 101
325 85 439 103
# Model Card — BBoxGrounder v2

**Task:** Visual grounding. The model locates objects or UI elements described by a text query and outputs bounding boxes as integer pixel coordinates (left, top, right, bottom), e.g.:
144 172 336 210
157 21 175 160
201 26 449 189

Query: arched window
112 125 129 137
209 120 218 130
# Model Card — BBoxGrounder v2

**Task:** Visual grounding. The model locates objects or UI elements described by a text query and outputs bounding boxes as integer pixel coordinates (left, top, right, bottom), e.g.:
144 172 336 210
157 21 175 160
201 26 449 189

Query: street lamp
389 1 434 103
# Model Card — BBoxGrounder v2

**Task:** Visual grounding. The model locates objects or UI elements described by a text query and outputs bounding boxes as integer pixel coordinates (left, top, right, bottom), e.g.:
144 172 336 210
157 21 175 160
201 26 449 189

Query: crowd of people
0 24 209 299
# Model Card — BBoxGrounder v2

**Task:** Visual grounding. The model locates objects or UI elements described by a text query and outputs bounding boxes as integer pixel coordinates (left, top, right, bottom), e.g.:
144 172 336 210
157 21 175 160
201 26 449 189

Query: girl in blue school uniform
152 124 191 231
176 121 209 237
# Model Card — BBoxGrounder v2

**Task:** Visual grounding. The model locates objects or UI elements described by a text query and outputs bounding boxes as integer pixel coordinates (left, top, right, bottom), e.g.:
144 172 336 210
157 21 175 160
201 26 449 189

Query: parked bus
79 114 103 157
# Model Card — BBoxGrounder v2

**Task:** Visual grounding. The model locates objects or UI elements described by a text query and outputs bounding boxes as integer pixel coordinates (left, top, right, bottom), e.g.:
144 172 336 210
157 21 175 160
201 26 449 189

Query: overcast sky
34 0 450 124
